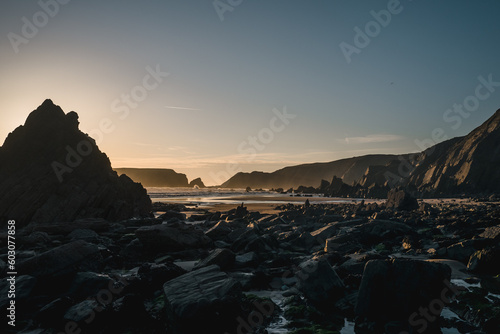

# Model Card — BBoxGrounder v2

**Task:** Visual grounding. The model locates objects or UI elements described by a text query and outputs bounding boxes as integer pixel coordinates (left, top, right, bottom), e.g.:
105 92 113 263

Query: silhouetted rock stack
0 99 151 227
188 177 205 188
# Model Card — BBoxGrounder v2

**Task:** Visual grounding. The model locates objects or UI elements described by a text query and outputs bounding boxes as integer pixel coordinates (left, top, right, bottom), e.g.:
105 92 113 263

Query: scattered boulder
194 248 235 271
28 218 111 235
355 259 452 331
296 259 345 305
205 220 232 240
446 240 478 263
17 240 102 280
385 188 419 211
467 246 500 275
163 265 243 333
63 299 100 323
235 252 259 268
159 211 186 221
138 263 186 291
310 223 338 244
136 224 212 252
67 272 113 300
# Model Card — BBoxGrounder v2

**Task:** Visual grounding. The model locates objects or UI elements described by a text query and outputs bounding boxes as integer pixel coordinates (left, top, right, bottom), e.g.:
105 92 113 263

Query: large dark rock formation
0 99 151 227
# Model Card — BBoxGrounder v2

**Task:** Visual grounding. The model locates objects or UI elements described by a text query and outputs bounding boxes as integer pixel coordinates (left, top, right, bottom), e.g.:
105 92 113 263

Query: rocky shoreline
1 194 499 333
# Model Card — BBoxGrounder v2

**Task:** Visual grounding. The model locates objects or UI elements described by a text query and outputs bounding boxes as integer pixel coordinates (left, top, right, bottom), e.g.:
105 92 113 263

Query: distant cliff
114 168 191 187
221 155 404 189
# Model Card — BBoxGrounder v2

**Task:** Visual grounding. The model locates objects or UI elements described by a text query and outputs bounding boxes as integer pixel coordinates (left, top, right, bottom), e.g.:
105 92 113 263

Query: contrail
165 105 202 111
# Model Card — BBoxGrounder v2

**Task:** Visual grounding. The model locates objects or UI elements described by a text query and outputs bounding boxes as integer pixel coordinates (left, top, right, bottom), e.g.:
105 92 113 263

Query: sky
2 0 500 186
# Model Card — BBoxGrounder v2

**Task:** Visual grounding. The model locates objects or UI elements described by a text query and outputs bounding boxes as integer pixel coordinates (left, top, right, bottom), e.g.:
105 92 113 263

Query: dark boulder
17 240 102 280
162 265 243 333
136 223 212 252
355 259 452 332
296 259 345 305
467 246 500 275
205 220 232 241
385 188 419 211
194 248 236 271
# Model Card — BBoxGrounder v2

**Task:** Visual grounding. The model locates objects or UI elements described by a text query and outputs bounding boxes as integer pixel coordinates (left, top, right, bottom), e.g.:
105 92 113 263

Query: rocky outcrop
0 100 151 227
188 177 206 188
385 188 419 210
114 168 190 187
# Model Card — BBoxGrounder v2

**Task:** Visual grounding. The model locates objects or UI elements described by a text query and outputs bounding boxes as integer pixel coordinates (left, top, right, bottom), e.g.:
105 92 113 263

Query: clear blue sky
2 0 500 185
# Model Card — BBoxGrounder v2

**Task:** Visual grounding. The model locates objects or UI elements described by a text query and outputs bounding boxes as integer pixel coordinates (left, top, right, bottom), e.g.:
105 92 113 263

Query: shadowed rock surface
0 99 151 227
355 259 452 332
408 109 500 195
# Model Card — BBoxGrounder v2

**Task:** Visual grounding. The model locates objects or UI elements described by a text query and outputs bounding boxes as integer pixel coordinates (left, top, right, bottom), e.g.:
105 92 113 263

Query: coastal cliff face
222 109 500 197
114 168 190 187
407 109 500 195
221 155 402 189
0 99 151 227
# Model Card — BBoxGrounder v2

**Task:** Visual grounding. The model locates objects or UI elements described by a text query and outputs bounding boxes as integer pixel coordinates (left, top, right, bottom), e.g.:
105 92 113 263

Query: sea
146 187 361 206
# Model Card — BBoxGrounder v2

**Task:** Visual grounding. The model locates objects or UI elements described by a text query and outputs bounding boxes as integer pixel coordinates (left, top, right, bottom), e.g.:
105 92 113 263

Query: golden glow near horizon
2 1 500 185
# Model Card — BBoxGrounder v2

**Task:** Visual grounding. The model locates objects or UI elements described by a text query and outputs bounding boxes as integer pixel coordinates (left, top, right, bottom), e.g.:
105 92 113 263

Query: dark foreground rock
355 259 452 333
17 240 102 280
0 99 151 227
163 265 244 333
297 259 345 306
3 200 500 333
136 222 212 252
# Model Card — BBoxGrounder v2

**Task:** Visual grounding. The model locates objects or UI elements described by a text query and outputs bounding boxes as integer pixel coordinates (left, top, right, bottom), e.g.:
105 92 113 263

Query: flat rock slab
17 240 102 279
163 265 243 333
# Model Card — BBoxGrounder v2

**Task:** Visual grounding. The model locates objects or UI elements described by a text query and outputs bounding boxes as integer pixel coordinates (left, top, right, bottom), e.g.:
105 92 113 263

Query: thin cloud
342 134 404 144
164 105 203 111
